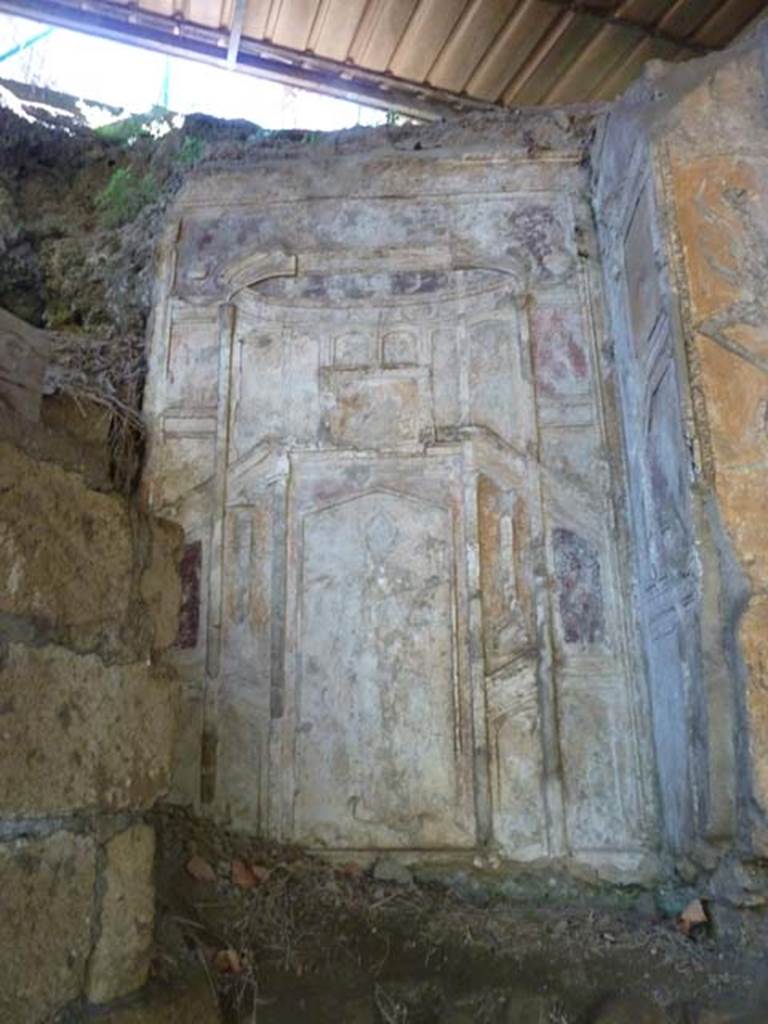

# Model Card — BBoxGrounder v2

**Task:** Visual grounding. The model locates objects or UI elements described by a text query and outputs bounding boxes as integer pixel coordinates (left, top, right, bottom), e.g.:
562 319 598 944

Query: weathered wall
143 112 658 881
0 354 182 1022
1 33 768 1021
592 27 768 861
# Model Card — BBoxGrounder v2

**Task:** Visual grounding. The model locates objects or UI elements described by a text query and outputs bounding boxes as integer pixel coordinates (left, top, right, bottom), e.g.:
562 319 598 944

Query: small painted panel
431 325 461 429
477 474 533 673
452 197 575 285
293 490 475 849
148 434 214 510
487 665 546 859
552 527 605 646
669 155 768 333
558 677 642 850
382 328 420 367
166 319 218 408
334 330 377 368
531 302 591 399
468 319 520 447
234 323 287 455
540 426 602 494
325 374 429 449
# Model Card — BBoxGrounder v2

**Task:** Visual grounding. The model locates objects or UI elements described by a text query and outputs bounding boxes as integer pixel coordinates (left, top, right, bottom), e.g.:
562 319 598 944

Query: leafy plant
95 167 157 228
178 134 204 168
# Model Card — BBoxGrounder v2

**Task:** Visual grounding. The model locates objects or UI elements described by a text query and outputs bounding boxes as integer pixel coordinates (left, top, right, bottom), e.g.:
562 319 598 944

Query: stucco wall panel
144 140 653 873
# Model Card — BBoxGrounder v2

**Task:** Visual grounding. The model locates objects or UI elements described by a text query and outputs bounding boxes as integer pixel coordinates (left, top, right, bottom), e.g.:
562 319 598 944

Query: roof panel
186 0 229 28
619 0 675 20
428 0 521 92
306 0 369 61
348 0 420 71
242 0 271 39
388 0 469 82
591 33 683 100
501 7 574 103
542 22 642 105
657 0 726 40
140 0 175 16
465 0 561 101
512 12 603 105
693 0 767 47
0 0 763 115
272 0 322 50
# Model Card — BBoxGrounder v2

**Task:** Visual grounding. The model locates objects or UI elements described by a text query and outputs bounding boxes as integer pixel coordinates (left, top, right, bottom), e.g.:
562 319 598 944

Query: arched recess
202 249 562 857
223 251 298 303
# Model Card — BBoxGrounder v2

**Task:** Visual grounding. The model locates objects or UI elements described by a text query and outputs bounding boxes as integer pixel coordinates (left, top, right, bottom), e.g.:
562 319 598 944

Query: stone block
88 825 156 1005
0 643 177 816
0 831 96 1024
0 306 49 421
0 440 134 656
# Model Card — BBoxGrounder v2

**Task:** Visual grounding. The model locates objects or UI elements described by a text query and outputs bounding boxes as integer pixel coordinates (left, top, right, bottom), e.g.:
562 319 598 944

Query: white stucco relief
143 151 657 874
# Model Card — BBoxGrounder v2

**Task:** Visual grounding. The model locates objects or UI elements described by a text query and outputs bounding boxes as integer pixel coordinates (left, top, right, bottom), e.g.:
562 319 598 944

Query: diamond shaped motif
365 510 398 558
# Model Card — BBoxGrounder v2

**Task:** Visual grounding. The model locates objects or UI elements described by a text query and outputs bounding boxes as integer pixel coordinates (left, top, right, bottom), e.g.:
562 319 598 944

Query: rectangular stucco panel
143 138 654 875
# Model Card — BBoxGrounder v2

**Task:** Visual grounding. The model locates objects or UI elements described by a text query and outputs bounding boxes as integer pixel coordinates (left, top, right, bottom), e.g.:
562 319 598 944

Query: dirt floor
151 809 768 1024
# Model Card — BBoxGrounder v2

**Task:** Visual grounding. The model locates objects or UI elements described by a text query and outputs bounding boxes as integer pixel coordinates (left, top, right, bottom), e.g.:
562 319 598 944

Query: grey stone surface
590 32 768 855
88 824 156 1005
591 81 711 856
0 831 96 1024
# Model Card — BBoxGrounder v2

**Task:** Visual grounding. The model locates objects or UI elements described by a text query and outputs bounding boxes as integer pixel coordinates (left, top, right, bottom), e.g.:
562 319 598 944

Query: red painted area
175 541 202 649
532 306 589 398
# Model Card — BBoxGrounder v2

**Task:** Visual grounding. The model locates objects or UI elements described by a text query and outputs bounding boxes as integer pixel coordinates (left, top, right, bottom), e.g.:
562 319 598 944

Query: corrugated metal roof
0 0 765 117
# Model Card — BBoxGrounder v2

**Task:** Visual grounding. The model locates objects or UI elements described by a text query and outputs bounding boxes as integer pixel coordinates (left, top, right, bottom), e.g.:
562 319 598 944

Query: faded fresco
144 141 653 873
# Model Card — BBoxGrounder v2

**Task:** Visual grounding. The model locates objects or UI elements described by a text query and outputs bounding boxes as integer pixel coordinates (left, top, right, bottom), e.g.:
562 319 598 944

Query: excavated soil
152 810 768 1024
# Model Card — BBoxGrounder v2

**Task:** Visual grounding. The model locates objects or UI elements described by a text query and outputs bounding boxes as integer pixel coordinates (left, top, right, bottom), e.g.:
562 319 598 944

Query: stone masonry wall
0 384 182 1023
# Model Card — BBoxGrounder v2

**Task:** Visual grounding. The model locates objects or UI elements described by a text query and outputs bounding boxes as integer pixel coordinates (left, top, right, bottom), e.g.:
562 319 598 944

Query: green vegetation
95 167 157 228
178 134 204 168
